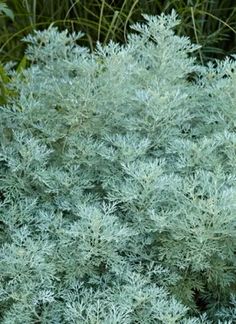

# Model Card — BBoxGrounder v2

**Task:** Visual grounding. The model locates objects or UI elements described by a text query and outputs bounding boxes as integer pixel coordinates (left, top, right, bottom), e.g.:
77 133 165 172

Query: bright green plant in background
1 0 236 64
0 1 28 105
1 11 236 323
0 2 14 104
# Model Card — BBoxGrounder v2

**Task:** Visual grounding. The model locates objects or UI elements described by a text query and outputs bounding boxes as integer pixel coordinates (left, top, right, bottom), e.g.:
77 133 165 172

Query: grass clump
1 0 236 64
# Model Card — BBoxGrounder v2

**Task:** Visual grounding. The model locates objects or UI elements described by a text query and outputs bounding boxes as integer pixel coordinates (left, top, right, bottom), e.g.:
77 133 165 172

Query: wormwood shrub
1 10 236 323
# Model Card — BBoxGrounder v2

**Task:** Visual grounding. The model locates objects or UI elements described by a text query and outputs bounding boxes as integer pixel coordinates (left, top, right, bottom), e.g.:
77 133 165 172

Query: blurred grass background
0 0 236 64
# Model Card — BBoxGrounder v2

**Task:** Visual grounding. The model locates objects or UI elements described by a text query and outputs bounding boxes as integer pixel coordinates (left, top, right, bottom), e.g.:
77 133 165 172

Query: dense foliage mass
1 11 236 323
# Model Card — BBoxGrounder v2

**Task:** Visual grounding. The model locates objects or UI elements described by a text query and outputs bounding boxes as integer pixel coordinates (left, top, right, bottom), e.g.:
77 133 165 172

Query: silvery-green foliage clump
1 10 236 323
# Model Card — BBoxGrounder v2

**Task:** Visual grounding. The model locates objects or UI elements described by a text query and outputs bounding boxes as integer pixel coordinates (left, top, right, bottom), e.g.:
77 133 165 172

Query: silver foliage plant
0 10 236 323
